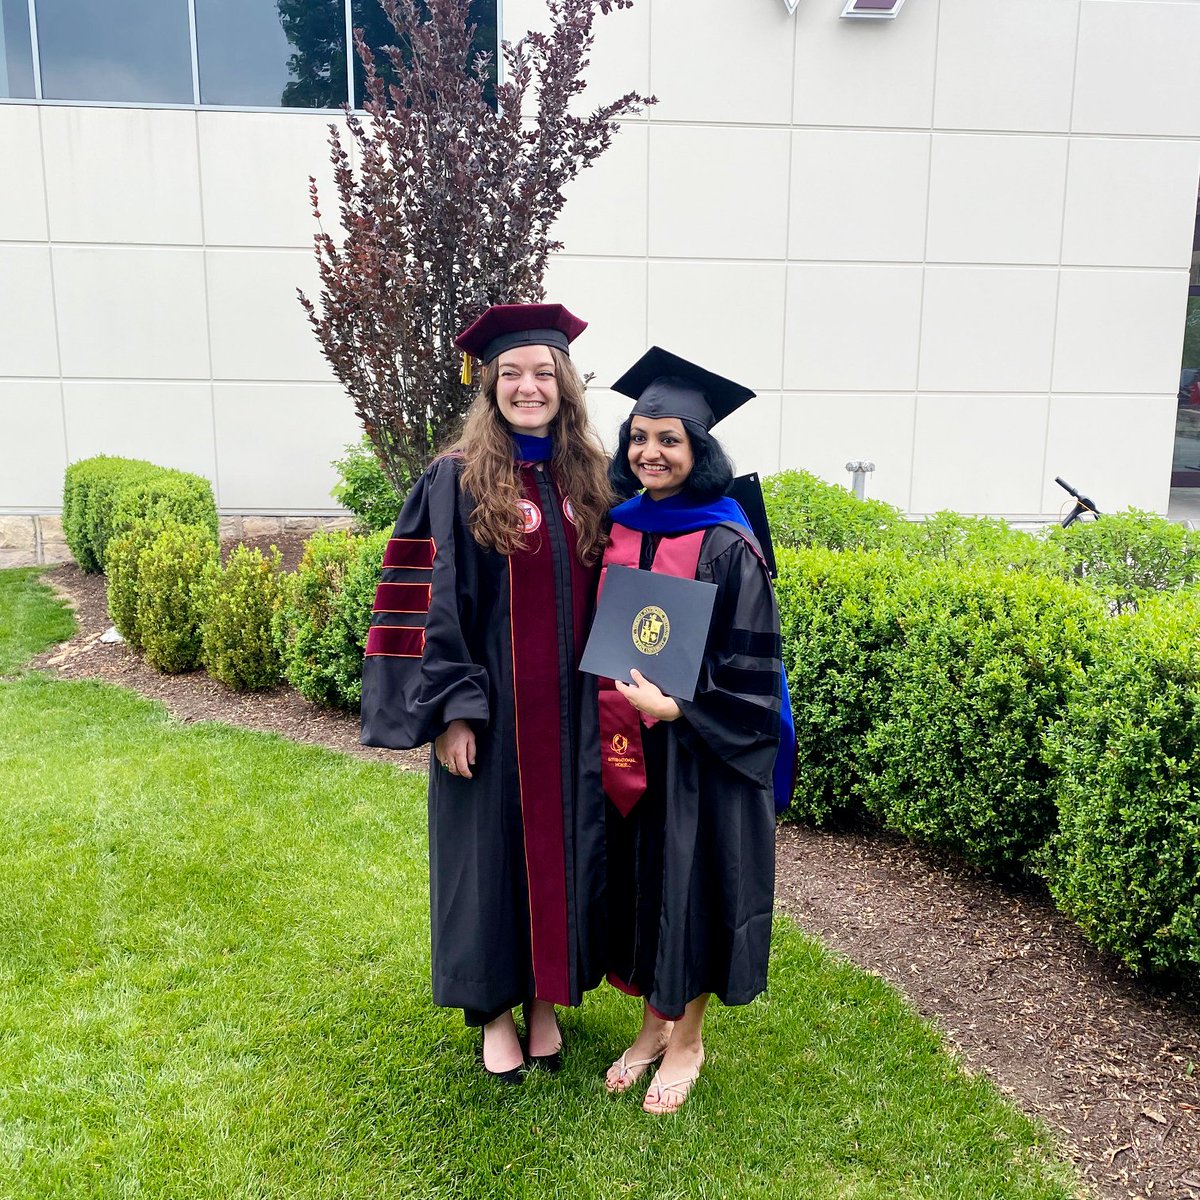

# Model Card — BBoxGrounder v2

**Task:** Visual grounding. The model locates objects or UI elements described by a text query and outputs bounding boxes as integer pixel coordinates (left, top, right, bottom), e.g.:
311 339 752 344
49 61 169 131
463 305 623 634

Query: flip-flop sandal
605 1047 665 1093
642 1057 704 1114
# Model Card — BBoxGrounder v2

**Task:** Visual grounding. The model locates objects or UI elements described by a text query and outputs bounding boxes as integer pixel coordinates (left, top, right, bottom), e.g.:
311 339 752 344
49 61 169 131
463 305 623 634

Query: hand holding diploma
615 668 682 722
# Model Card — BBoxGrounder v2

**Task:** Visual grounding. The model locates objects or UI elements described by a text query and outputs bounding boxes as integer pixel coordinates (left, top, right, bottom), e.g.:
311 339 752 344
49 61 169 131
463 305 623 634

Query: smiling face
495 344 561 438
628 415 695 499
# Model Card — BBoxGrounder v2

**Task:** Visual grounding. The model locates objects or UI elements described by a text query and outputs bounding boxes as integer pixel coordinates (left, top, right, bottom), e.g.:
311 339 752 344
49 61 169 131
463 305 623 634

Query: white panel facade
0 246 60 377
3 0 1200 522
910 394 1050 515
1072 1 1200 138
197 111 342 248
52 246 211 379
932 0 1079 133
779 394 917 511
926 134 1068 265
62 382 218 482
0 382 66 509
212 383 360 511
783 264 923 392
1042 395 1177 515
0 107 49 241
205 249 333 382
41 107 203 245
648 125 791 261
789 130 930 262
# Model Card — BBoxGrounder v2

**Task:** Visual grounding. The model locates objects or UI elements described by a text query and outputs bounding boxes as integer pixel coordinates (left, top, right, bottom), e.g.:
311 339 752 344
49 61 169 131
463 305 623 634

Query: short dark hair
608 416 736 501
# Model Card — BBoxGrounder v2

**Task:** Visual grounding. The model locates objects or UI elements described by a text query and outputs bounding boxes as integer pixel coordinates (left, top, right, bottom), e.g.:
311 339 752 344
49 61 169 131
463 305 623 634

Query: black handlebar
1054 476 1101 527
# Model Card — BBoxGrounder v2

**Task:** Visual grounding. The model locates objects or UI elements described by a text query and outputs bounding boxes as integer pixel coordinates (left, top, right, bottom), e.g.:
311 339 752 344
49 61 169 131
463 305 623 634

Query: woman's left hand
615 668 682 722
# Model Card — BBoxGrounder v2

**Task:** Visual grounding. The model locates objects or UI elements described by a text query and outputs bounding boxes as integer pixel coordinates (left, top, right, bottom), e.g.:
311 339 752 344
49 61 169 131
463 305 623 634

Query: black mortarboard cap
454 303 587 365
611 347 756 431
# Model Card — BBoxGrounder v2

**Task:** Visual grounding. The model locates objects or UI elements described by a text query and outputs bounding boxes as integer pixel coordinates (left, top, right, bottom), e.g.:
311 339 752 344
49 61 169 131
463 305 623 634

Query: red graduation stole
598 523 706 816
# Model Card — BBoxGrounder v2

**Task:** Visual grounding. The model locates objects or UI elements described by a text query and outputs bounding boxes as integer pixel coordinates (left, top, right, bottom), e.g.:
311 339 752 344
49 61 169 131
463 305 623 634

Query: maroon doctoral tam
454 303 588 366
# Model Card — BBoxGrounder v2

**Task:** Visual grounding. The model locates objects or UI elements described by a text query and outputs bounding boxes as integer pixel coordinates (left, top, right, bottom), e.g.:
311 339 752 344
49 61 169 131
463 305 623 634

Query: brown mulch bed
22 549 1200 1200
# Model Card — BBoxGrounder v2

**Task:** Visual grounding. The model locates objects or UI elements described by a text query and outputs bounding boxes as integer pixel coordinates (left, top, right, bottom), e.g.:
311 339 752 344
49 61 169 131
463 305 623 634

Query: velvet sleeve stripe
372 582 432 613
365 625 426 658
727 628 782 658
706 690 781 737
713 664 781 698
382 537 435 569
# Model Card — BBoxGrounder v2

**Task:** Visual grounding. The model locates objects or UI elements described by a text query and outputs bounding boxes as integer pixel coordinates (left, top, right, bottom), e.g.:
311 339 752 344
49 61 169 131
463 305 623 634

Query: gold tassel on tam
460 353 473 386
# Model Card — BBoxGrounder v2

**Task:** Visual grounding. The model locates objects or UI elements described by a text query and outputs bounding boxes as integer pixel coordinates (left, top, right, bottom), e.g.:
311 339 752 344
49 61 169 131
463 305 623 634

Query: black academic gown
361 455 605 1017
581 523 781 1020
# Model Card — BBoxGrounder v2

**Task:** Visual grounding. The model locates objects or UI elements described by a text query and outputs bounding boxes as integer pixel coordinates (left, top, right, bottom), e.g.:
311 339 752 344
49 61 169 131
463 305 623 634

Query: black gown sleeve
360 457 491 750
673 534 783 788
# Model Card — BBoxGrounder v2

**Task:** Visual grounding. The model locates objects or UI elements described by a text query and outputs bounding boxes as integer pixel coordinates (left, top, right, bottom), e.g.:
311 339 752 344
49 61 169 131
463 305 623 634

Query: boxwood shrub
134 523 218 673
763 469 903 551
200 544 284 691
1042 592 1200 976
1044 509 1200 613
864 565 1104 873
63 456 217 573
775 546 913 823
104 519 168 648
273 530 361 707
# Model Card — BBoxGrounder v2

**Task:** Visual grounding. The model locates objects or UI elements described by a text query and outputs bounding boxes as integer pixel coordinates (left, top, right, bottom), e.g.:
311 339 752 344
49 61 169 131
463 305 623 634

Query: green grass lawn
0 567 75 674
0 570 1081 1198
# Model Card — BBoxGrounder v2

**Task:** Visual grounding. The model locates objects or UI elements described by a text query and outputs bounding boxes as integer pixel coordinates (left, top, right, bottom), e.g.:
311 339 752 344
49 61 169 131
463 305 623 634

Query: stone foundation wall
0 514 356 568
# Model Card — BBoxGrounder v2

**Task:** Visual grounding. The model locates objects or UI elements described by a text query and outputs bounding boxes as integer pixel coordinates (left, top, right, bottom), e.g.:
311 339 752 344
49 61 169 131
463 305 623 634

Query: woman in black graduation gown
361 304 613 1083
583 347 786 1114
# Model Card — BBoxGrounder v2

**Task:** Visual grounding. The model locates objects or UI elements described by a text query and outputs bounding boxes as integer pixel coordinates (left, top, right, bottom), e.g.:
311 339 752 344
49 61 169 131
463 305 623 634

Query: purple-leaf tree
300 0 653 489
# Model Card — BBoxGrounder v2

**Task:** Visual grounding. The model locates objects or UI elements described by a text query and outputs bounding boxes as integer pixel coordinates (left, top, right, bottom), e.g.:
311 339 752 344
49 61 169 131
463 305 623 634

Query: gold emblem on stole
631 605 670 656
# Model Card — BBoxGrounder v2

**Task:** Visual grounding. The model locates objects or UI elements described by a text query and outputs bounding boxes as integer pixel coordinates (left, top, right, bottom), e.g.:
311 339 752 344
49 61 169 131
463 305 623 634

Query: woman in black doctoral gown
361 303 613 1083
582 347 785 1114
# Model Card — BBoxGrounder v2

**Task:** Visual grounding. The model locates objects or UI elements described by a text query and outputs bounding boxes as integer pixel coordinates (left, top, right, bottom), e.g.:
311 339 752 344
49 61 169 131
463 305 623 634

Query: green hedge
1042 592 1200 975
1044 509 1200 613
330 436 405 533
63 456 217 573
273 531 361 707
776 546 911 824
865 564 1103 873
135 524 218 674
763 470 903 551
200 545 284 691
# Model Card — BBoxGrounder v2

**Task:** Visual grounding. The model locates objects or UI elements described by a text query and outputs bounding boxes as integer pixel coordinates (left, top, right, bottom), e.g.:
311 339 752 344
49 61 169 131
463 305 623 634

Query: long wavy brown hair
442 347 613 563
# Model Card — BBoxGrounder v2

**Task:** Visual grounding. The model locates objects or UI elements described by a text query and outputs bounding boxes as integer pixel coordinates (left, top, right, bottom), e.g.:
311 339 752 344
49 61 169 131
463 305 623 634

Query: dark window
35 0 193 103
1 0 35 97
197 0 295 107
351 0 497 109
276 0 349 109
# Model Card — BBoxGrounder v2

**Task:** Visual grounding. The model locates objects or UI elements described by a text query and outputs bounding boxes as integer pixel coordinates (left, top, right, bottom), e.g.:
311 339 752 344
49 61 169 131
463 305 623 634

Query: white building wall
2 0 1199 520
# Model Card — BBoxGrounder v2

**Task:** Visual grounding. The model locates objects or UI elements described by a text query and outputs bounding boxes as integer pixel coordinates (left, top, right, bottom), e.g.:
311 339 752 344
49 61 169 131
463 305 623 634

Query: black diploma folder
579 565 717 701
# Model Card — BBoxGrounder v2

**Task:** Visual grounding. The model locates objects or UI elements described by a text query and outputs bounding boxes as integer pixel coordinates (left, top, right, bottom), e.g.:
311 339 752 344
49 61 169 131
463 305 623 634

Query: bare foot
642 1045 704 1114
524 1000 562 1058
481 1011 524 1074
605 1024 673 1093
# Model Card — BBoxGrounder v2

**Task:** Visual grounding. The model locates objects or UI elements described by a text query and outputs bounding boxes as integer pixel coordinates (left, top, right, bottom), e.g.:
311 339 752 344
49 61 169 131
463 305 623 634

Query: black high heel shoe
478 1032 526 1086
521 1002 563 1074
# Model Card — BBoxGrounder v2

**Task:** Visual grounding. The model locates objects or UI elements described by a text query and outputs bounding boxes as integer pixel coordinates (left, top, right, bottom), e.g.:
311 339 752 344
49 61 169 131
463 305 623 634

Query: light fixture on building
782 0 799 12
841 0 907 18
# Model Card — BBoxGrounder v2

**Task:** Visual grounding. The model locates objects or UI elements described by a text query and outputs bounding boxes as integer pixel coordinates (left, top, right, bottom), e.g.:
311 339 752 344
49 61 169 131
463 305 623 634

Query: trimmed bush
763 469 903 552
864 565 1104 873
63 457 150 572
1045 509 1200 613
898 511 1054 572
273 530 360 706
776 546 913 823
110 472 219 546
200 545 284 691
63 456 217 573
104 520 168 649
331 436 405 533
135 524 218 674
321 529 389 709
1042 593 1200 977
